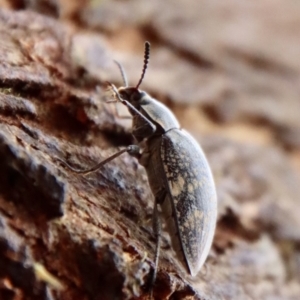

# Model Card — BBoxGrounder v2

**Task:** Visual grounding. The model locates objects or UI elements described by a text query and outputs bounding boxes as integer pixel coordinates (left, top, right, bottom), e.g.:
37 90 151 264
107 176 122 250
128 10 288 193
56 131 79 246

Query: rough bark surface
0 1 300 300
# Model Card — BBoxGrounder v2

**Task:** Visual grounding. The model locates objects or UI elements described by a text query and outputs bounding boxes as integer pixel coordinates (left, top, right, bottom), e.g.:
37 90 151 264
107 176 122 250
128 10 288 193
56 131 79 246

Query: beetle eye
119 90 129 100
131 90 144 103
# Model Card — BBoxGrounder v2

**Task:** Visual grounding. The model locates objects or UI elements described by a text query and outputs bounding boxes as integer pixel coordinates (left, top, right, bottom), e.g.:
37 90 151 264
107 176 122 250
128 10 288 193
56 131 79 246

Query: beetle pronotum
59 42 217 298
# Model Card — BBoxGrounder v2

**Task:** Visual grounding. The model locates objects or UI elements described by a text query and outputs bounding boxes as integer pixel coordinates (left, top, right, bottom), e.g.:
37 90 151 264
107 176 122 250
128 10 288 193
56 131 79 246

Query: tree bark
0 2 300 300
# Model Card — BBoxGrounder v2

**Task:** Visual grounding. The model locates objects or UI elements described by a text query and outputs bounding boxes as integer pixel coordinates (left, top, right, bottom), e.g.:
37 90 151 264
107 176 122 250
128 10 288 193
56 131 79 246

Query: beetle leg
106 99 132 119
132 121 156 142
56 145 140 174
149 189 167 299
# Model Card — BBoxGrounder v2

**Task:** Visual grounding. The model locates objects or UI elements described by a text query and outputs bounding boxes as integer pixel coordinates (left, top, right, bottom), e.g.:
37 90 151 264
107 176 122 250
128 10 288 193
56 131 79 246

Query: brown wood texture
0 1 300 299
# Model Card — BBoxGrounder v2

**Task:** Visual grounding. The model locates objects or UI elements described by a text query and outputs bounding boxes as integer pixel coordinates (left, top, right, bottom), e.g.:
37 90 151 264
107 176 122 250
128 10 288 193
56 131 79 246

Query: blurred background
0 0 300 299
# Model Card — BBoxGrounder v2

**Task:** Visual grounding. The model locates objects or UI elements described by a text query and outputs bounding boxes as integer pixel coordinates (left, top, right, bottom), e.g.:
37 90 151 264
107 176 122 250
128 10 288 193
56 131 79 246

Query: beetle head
117 86 147 106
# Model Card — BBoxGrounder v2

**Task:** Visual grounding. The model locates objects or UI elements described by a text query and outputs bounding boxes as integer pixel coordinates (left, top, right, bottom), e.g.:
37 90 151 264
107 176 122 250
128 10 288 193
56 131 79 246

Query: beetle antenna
114 60 128 87
136 41 150 89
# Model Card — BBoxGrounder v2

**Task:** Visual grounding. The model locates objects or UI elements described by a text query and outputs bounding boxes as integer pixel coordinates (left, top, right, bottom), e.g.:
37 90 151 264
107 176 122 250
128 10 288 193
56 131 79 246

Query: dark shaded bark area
0 1 300 300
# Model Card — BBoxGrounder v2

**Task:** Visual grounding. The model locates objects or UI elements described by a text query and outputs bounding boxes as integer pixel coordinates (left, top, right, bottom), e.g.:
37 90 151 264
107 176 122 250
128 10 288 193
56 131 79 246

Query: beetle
58 42 217 297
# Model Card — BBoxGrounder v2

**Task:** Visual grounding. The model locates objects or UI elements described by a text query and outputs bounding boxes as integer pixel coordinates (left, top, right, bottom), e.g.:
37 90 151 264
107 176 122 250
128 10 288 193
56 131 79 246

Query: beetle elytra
58 42 217 297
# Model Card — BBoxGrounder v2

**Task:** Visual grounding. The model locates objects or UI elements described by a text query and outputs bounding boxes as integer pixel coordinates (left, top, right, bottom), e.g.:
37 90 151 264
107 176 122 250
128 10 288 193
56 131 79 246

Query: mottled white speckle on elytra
198 180 204 188
166 172 176 182
193 167 199 174
194 209 204 220
172 175 185 197
182 218 192 229
188 183 194 193
192 179 199 187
